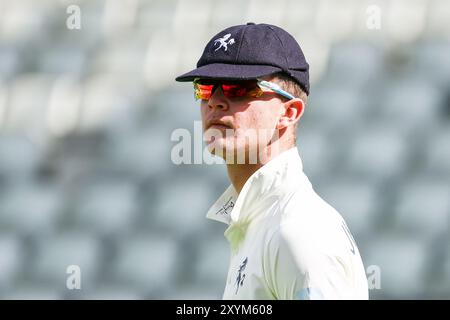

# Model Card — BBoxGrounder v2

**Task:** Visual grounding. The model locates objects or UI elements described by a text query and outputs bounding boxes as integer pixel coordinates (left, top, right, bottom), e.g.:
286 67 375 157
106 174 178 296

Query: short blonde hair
270 72 308 104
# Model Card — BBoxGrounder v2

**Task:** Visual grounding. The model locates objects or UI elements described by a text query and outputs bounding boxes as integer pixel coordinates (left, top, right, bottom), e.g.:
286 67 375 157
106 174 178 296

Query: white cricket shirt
206 147 369 300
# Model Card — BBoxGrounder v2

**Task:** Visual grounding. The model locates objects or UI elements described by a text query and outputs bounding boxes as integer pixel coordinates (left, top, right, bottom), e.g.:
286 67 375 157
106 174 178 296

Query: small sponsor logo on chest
234 257 248 294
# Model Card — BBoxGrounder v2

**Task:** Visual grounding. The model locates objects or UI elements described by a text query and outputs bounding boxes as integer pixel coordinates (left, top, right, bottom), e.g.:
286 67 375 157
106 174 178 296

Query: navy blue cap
175 22 310 95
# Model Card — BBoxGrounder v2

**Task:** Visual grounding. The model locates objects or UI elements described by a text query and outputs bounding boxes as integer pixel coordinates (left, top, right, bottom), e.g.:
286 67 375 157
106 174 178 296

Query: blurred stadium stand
0 0 449 299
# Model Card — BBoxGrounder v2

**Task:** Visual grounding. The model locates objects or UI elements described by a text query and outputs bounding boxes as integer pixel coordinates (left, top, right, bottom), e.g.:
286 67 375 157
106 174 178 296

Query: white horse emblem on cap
213 33 235 52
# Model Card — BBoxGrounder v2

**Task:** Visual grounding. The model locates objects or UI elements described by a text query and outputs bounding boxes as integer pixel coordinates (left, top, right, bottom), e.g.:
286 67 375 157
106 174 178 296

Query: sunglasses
193 78 295 101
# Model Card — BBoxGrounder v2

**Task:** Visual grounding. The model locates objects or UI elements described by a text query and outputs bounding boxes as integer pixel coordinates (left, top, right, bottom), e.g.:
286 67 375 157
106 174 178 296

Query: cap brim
175 63 283 82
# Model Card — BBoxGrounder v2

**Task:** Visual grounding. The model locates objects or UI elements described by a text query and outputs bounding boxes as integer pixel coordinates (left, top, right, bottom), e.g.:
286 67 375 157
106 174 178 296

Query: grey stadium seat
31 233 101 288
0 235 24 289
394 177 450 236
325 41 385 88
363 234 429 298
425 126 450 176
344 125 410 182
194 238 229 288
112 234 178 291
377 77 444 130
297 128 338 181
150 177 215 235
0 183 62 236
81 285 142 300
306 84 368 131
0 135 42 180
4 285 63 300
73 180 138 236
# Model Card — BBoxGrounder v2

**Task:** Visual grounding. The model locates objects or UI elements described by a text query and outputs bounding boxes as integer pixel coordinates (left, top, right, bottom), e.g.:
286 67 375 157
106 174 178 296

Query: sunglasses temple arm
257 80 295 100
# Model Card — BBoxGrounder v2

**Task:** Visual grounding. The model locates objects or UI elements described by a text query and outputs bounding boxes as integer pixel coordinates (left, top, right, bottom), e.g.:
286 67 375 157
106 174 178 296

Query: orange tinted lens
194 83 214 100
194 81 259 100
221 84 250 98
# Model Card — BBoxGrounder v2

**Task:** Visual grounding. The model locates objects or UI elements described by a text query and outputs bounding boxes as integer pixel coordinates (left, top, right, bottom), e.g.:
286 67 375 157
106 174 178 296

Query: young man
175 23 368 299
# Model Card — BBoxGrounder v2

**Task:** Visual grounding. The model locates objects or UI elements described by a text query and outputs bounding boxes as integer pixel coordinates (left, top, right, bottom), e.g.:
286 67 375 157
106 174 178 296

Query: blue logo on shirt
296 287 325 300
235 257 248 294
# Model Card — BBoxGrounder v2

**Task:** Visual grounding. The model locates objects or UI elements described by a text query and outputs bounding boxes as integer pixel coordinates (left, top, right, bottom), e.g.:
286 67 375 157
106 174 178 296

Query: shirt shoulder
279 183 351 250
262 185 368 299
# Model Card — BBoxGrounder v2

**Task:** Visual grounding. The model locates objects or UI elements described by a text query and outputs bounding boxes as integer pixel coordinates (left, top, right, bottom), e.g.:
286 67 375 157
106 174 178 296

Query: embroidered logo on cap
213 33 235 52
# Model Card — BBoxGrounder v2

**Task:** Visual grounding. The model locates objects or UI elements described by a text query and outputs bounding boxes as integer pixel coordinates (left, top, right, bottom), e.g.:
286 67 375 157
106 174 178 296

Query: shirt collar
205 184 238 225
206 147 306 226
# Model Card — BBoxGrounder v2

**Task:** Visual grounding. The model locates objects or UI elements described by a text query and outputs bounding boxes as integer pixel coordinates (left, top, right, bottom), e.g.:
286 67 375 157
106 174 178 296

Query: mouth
209 124 230 130
204 121 233 145
206 121 233 130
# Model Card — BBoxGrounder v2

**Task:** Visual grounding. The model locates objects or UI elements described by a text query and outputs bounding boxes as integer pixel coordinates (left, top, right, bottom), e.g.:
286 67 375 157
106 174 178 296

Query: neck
226 142 294 194
226 163 262 194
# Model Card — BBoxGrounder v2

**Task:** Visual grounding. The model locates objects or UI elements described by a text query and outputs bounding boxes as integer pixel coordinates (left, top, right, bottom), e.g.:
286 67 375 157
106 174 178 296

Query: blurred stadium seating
0 0 449 299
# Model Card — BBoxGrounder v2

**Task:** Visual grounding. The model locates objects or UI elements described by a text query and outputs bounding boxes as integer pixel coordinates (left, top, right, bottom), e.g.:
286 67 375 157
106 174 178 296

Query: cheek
240 106 279 130
200 103 208 127
200 101 207 114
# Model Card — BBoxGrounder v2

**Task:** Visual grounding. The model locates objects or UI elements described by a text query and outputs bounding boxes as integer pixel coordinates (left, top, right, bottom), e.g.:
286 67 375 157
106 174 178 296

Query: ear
276 98 305 129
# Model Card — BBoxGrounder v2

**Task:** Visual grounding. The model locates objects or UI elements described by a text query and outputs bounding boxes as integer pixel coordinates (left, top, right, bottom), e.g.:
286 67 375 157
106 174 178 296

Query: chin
206 139 226 156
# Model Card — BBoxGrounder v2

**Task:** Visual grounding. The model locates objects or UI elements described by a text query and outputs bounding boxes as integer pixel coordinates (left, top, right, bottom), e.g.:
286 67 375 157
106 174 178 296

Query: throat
226 163 262 194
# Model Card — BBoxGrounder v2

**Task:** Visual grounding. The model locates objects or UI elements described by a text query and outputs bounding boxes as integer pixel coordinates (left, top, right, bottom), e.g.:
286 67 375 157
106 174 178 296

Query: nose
207 86 228 111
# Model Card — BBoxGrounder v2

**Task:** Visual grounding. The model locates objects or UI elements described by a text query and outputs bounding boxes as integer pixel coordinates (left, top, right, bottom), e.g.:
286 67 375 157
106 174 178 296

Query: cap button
246 22 256 25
